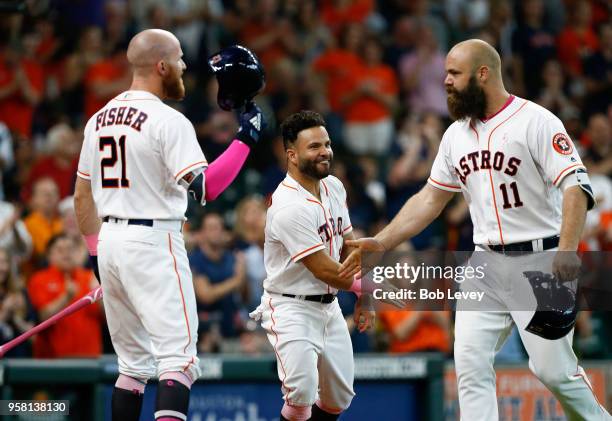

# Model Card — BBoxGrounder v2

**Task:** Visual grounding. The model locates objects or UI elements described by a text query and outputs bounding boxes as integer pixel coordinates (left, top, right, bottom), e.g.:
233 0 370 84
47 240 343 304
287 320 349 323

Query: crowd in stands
0 0 609 360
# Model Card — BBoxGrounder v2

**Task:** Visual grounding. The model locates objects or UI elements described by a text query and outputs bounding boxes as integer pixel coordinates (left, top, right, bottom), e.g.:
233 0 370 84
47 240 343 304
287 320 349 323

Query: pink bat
0 287 103 358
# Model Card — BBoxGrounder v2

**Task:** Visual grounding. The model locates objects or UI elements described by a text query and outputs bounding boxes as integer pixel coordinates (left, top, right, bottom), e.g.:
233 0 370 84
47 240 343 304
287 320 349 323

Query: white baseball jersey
264 174 352 295
428 96 586 245
77 90 207 219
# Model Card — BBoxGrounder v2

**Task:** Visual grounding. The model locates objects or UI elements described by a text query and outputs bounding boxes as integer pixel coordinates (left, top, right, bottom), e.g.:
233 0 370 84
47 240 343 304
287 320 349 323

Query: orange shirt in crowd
83 57 128 119
24 211 63 258
321 0 374 32
343 64 398 123
557 27 599 76
379 310 450 354
240 22 287 72
312 49 363 113
0 56 44 138
28 266 101 358
23 156 78 201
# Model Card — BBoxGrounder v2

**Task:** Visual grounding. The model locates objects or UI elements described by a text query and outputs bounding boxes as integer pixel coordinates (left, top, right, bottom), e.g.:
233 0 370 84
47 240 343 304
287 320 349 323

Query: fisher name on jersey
77 90 207 220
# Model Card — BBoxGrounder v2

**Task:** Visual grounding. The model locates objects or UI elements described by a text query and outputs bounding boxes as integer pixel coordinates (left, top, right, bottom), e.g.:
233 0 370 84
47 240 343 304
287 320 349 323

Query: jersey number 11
100 136 130 188
499 182 523 209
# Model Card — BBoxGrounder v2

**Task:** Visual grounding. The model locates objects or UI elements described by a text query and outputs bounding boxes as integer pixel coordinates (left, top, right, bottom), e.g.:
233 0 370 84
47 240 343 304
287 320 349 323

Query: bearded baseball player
249 110 375 421
74 30 264 421
343 39 611 420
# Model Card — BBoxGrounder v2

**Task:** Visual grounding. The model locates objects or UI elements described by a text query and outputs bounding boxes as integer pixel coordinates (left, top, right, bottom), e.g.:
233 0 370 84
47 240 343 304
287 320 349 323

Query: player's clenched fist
236 101 266 147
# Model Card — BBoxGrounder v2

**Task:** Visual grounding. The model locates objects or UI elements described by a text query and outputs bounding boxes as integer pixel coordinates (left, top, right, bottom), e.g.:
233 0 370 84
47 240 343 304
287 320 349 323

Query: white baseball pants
454 249 610 420
251 292 355 411
98 219 201 382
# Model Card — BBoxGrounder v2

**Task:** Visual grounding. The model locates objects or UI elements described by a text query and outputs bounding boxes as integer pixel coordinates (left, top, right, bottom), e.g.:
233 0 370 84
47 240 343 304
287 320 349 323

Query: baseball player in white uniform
74 30 264 421
250 110 375 421
343 40 611 420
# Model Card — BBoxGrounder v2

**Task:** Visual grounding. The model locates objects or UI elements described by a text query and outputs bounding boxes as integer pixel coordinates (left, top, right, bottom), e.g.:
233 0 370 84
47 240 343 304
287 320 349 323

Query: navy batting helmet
523 271 578 340
208 45 265 111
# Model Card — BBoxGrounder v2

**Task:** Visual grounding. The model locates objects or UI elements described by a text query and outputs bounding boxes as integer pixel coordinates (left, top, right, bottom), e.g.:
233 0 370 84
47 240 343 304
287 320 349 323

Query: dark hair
280 110 326 149
46 233 73 254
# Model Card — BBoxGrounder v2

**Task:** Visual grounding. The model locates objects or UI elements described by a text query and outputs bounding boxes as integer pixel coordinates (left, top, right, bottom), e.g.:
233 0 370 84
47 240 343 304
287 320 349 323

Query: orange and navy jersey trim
174 160 208 180
553 163 585 186
77 170 91 179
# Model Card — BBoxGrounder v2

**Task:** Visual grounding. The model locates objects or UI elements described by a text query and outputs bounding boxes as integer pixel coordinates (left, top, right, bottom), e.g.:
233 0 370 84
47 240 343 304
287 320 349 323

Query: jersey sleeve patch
552 133 574 155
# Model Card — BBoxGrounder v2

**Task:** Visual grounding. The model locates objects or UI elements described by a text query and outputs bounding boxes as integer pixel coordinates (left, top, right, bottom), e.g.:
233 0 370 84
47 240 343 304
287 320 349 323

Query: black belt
103 216 153 227
282 293 336 304
488 235 559 253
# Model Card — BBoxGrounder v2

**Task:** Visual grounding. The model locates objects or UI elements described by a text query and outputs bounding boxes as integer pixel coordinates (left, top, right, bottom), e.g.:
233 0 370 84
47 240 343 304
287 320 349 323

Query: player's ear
157 60 167 76
477 65 488 82
286 147 297 165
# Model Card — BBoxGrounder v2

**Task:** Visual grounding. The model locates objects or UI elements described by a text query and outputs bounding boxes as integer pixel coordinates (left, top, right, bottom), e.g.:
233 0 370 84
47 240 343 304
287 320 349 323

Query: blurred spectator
0 122 15 200
536 60 578 118
22 123 80 201
239 0 299 76
311 22 364 125
581 174 612 251
511 0 556 98
61 26 105 122
332 160 379 230
233 196 266 311
189 213 246 350
0 247 35 357
261 136 288 197
383 15 416 70
582 113 612 177
379 309 451 354
406 0 449 51
445 0 490 39
342 35 398 156
0 33 44 138
387 113 444 249
24 178 63 268
574 311 611 359
556 0 599 78
58 196 88 267
27 234 101 358
83 46 130 119
293 0 334 65
321 0 375 34
0 200 31 264
398 22 448 117
583 23 611 118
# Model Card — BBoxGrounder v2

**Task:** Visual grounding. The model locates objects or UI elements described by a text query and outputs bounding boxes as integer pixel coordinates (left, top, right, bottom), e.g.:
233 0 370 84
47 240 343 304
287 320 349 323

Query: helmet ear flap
208 45 266 111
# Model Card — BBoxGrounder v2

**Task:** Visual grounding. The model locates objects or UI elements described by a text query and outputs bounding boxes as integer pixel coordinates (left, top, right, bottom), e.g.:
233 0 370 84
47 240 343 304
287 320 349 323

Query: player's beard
299 155 332 180
446 75 487 121
162 67 185 101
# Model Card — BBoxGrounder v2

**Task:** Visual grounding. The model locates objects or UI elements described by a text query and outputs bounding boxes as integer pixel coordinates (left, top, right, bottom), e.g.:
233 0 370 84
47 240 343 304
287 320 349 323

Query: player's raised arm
182 102 265 204
181 45 266 204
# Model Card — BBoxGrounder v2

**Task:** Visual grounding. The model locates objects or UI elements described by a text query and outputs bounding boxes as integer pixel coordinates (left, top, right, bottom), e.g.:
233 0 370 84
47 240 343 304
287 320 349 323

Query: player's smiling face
292 126 333 180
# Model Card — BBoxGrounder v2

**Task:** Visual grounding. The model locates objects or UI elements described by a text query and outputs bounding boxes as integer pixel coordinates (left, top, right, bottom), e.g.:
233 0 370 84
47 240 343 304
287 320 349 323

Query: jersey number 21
100 136 130 188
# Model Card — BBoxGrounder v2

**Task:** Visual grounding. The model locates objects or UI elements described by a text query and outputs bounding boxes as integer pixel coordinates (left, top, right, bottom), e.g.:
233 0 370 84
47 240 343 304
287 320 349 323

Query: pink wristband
84 234 99 256
349 274 363 297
